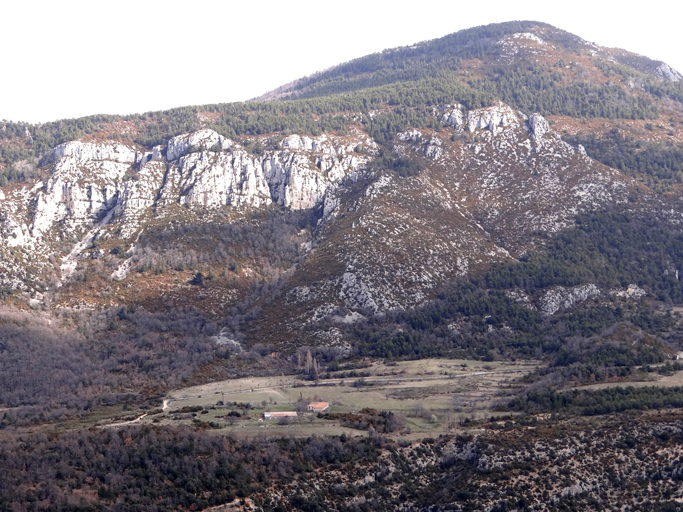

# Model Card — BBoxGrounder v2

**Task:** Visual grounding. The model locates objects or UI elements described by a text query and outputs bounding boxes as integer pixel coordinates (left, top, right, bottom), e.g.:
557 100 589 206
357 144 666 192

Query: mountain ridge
2 20 683 380
256 20 680 102
3 21 683 324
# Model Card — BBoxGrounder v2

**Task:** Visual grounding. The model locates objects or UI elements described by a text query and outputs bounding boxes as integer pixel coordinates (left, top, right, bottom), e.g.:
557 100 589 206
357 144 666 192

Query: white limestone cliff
41 140 138 166
441 105 465 129
30 156 126 239
0 129 372 286
113 160 167 238
174 150 272 209
281 134 357 155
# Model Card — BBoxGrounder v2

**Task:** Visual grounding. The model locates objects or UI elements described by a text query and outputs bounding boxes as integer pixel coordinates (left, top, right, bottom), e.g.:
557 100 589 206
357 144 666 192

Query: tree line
503 384 683 416
0 425 385 511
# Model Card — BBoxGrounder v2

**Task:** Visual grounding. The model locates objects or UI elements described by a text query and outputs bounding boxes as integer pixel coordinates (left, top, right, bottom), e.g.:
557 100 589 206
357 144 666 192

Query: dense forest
504 383 683 416
0 306 221 426
0 426 385 511
1 418 682 511
565 129 683 189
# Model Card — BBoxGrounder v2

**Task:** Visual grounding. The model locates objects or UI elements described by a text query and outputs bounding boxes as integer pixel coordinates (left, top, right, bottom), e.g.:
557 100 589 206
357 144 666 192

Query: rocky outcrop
396 129 424 142
612 284 647 299
441 105 465 129
113 160 166 238
440 102 521 134
539 284 601 315
29 160 127 243
22 130 368 239
320 187 342 225
466 102 520 134
163 132 368 213
172 150 273 209
166 129 235 161
655 62 682 82
425 136 443 159
527 113 549 145
281 134 358 155
266 152 363 209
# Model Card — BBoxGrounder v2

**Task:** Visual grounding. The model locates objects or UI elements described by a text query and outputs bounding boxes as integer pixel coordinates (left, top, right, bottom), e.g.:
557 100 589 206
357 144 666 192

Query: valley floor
134 358 537 437
84 358 683 441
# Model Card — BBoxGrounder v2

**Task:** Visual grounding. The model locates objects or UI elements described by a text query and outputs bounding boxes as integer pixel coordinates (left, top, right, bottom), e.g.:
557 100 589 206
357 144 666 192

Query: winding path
98 413 147 429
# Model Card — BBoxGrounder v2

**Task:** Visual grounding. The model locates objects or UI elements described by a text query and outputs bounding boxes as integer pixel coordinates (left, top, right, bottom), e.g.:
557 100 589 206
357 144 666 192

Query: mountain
7 20 683 511
3 20 683 420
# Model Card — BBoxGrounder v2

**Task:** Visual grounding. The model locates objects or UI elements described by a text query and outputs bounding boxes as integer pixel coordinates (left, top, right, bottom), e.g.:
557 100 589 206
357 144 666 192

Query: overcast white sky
2 0 681 124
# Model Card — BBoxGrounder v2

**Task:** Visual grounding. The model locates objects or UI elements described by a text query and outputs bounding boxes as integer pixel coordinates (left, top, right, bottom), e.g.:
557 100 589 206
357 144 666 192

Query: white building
263 411 298 420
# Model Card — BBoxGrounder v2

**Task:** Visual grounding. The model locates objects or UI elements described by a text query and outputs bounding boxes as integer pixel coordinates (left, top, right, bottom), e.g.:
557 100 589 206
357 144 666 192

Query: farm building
263 411 298 420
308 402 329 412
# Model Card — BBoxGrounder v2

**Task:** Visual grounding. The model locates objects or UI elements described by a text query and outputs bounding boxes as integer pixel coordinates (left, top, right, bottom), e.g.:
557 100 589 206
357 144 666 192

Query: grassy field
124 358 540 437
579 368 683 391
84 359 683 437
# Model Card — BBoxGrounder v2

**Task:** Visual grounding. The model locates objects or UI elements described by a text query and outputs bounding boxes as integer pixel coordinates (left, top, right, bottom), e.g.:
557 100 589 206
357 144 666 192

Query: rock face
165 129 235 161
441 105 465 129
264 102 654 347
0 129 373 268
0 100 656 331
442 102 521 135
31 149 131 240
539 284 601 315
40 140 138 166
655 62 682 82
527 113 549 145
466 102 520 134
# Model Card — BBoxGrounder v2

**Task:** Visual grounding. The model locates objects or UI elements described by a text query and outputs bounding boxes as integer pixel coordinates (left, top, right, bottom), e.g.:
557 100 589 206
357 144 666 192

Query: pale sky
2 0 681 124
